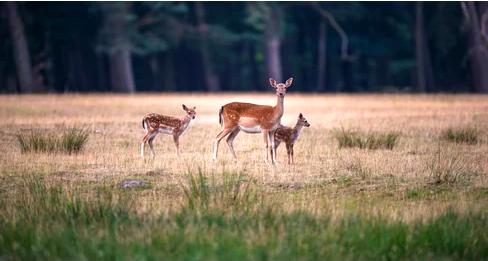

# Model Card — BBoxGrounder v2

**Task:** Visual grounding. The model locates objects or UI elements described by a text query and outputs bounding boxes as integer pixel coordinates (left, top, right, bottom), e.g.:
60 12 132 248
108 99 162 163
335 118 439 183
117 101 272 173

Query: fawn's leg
226 127 240 160
290 145 295 164
213 127 235 160
173 134 180 156
286 143 292 164
141 131 152 158
148 135 157 158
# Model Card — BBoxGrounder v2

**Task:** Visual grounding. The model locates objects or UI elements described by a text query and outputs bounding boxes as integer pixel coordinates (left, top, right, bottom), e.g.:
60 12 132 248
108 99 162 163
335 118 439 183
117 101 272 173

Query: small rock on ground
121 179 148 189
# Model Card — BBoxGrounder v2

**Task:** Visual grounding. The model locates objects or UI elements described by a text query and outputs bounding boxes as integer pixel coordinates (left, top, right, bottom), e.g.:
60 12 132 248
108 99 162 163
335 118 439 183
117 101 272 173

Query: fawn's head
297 113 310 127
182 104 196 119
269 77 293 97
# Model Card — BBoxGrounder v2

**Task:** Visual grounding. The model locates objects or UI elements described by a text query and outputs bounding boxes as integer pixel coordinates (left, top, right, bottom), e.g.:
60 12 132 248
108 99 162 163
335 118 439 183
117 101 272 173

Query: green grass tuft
17 127 89 154
333 128 400 150
181 170 259 214
440 127 479 144
427 145 479 185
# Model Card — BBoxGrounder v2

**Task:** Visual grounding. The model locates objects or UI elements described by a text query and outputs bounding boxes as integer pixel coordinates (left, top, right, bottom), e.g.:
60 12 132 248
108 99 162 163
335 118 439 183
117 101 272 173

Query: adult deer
212 77 293 164
272 113 310 164
141 104 196 158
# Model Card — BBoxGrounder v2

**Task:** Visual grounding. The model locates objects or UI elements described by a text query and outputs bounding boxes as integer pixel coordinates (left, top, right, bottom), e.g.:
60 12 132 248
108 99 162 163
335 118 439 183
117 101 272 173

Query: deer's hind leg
141 130 155 158
226 127 240 160
148 134 157 158
213 127 235 160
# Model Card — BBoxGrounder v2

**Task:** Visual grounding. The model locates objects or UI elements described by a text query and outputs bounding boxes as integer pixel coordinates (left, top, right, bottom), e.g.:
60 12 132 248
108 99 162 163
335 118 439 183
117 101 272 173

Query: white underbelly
239 125 262 133
158 127 173 135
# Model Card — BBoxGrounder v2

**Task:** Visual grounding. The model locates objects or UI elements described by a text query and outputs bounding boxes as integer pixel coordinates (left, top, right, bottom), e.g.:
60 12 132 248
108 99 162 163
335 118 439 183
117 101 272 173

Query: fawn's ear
285 77 293 88
182 104 188 111
269 78 277 88
193 106 196 110
299 113 303 119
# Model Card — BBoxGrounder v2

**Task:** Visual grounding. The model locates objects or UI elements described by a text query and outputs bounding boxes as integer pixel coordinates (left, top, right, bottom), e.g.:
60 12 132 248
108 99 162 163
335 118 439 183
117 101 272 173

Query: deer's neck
291 124 304 143
180 115 192 126
179 116 193 135
274 95 285 118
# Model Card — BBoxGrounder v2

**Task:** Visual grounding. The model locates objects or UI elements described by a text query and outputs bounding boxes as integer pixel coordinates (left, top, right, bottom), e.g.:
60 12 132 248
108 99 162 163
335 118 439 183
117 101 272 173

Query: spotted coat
273 113 310 164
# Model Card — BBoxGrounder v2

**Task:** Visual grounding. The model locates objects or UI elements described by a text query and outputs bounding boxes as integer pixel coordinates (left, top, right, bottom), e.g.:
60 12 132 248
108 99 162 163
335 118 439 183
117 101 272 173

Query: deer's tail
219 106 224 125
218 106 224 126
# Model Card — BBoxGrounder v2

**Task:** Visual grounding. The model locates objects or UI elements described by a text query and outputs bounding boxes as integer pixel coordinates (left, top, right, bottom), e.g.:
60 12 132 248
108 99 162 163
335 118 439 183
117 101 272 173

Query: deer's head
269 77 293 97
297 113 310 127
182 104 196 119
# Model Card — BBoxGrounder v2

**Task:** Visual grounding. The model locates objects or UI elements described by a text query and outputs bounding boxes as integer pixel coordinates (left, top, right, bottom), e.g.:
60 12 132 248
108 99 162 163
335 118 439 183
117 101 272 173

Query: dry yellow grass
1 93 487 221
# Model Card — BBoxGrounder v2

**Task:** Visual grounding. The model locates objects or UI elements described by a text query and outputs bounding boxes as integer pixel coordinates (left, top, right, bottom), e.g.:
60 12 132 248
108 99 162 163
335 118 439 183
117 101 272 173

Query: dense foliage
0 2 486 93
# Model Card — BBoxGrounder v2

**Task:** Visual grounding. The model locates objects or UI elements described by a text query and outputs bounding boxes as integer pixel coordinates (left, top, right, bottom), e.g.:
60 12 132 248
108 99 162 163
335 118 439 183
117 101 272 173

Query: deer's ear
193 106 196 110
182 104 188 111
269 78 277 88
285 77 293 88
299 113 303 119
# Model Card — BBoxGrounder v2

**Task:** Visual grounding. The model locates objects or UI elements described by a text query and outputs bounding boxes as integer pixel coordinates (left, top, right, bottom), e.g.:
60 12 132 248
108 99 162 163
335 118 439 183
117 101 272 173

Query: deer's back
144 113 181 129
222 102 274 116
222 102 277 129
275 125 293 142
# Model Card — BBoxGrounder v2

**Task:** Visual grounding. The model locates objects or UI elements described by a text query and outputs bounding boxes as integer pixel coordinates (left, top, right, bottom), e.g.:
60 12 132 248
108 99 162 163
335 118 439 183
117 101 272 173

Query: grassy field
1 93 488 260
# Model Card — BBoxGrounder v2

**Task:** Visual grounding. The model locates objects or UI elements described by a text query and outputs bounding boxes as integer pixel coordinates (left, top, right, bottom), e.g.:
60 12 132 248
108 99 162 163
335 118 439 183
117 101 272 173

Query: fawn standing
141 104 196 158
273 113 310 164
213 77 293 164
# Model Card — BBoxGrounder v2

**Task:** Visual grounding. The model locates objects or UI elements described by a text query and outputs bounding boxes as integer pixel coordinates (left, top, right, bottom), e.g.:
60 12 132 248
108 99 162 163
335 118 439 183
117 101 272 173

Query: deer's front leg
262 130 270 164
286 143 291 164
270 140 280 162
173 134 180 156
268 131 277 164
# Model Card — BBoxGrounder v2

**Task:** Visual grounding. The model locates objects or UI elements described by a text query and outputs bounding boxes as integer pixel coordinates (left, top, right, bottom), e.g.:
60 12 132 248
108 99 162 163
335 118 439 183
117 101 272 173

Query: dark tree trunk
264 4 282 82
5 2 33 93
103 3 135 93
341 60 353 92
109 48 135 93
464 2 488 93
195 2 220 92
317 20 327 91
415 2 435 92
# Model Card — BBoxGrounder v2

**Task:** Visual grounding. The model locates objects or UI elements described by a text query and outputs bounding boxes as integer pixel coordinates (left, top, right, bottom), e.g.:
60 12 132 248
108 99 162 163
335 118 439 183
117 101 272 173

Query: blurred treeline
1 1 488 93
